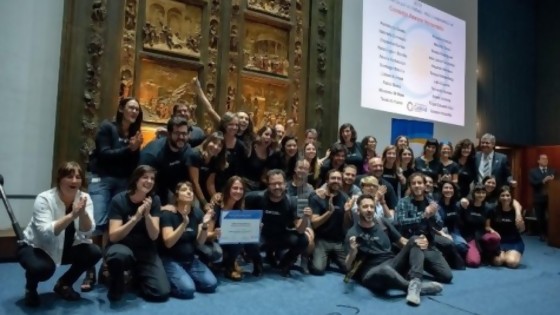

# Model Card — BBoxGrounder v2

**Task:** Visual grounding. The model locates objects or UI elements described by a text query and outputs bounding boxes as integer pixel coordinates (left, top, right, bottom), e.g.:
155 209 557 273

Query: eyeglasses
172 131 189 138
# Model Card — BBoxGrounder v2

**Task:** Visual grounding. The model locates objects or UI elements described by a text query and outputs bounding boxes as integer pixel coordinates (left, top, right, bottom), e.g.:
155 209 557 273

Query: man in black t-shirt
345 195 443 306
140 117 193 205
309 169 354 275
245 169 311 277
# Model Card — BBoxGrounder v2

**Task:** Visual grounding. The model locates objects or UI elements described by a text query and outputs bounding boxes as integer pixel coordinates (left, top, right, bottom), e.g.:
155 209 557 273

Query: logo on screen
407 102 427 113
407 102 414 111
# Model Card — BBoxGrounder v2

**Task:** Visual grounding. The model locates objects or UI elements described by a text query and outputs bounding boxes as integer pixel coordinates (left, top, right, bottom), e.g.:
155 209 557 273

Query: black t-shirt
242 146 269 185
414 157 443 183
345 219 402 279
63 206 76 250
441 161 460 177
139 138 192 205
382 167 399 197
108 192 161 250
460 203 489 241
309 192 348 242
344 143 363 171
455 159 476 198
488 208 521 243
245 190 297 239
438 200 462 232
215 139 246 192
187 149 218 200
159 207 203 262
89 120 139 178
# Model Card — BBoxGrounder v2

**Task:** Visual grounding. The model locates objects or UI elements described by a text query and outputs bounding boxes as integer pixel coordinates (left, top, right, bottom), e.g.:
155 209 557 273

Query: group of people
17 91 554 308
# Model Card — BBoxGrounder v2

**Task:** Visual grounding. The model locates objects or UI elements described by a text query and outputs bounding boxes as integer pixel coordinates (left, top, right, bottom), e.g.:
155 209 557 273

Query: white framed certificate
219 210 263 244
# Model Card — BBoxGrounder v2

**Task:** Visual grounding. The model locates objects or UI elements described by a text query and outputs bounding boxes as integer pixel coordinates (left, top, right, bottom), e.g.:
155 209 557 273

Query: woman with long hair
414 138 443 185
105 165 170 302
381 145 400 197
159 182 217 298
187 131 227 206
303 141 320 187
394 135 410 150
434 180 467 269
209 112 247 194
85 97 143 289
439 141 459 185
338 123 362 170
242 126 277 191
360 136 378 174
17 162 101 307
269 136 299 179
486 186 525 268
459 184 501 268
451 139 476 198
212 176 263 280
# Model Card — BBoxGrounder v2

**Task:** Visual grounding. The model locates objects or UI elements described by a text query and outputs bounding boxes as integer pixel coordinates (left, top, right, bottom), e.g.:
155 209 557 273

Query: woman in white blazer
17 161 102 307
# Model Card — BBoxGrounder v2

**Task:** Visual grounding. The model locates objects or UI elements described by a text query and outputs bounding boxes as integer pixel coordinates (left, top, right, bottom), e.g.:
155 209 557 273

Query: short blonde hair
360 176 379 187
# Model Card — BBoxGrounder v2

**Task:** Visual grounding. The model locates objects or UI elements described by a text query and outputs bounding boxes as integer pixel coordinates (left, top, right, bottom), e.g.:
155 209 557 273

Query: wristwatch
202 223 208 230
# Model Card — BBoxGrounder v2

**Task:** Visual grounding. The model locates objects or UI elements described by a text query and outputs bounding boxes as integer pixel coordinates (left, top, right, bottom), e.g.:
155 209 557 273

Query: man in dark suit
475 133 516 188
529 154 555 241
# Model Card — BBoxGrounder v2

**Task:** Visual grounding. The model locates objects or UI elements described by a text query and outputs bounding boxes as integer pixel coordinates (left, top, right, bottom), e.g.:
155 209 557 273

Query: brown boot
224 268 243 281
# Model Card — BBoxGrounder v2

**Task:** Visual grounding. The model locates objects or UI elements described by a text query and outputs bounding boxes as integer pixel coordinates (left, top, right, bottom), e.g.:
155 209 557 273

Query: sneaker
406 278 421 306
24 289 40 307
420 281 443 295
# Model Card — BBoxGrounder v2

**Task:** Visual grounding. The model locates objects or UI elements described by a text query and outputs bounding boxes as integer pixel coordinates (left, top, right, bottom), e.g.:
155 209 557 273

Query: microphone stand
0 183 24 242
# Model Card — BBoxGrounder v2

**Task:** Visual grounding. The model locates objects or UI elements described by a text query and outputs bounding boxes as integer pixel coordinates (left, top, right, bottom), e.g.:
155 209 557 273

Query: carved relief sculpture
119 0 138 99
82 0 107 162
241 75 289 130
143 0 202 58
243 21 289 77
137 57 198 124
247 0 291 20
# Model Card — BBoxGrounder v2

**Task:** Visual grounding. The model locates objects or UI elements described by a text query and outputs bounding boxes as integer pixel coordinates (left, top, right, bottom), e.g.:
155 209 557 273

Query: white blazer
22 188 95 265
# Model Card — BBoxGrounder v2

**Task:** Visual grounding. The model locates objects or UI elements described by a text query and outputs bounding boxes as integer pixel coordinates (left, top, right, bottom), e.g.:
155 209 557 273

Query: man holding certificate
245 169 311 277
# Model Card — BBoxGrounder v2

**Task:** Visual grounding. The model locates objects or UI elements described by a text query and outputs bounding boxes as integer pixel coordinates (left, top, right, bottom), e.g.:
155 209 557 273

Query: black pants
360 239 424 292
263 231 308 267
423 246 453 283
434 234 466 271
534 199 548 236
105 244 170 302
17 243 102 291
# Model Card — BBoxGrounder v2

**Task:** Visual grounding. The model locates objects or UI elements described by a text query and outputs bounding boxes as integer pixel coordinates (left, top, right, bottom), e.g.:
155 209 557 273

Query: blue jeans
162 257 218 299
88 174 128 233
451 232 469 254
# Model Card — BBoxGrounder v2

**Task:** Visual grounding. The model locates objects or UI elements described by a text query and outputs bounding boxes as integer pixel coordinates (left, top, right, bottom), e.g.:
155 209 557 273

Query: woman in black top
85 97 143 290
414 138 443 185
212 176 263 280
105 165 170 302
269 136 299 179
437 181 468 259
211 112 247 194
451 139 476 198
459 184 501 268
303 142 320 187
439 142 459 185
339 123 362 170
482 175 499 208
242 126 277 191
487 186 525 268
159 182 217 299
187 132 227 206
381 145 401 198
360 136 378 175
